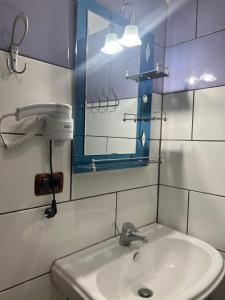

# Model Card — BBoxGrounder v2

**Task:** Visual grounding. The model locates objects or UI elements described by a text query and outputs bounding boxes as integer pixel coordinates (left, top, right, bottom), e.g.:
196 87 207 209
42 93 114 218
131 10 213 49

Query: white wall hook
6 13 29 74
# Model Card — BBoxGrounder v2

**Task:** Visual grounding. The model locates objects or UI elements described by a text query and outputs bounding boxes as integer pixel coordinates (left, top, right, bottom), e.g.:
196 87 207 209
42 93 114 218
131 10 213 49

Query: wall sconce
100 1 142 55
119 1 142 47
101 32 123 55
100 13 123 55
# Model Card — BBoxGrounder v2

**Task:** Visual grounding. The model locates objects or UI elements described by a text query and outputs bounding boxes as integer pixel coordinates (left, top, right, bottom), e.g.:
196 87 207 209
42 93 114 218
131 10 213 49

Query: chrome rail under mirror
90 156 163 172
123 111 167 122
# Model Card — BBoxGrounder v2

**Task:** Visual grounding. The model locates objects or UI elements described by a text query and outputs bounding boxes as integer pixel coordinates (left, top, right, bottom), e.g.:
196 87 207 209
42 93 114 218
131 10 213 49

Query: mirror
73 0 154 173
85 11 140 155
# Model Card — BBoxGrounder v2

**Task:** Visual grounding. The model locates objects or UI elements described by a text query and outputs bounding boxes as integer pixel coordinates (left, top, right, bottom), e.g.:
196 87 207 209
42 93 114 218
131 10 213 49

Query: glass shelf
126 63 169 82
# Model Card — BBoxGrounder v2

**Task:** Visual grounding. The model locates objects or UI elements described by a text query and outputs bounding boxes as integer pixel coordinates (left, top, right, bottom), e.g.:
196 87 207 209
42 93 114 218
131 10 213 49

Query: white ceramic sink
52 224 225 300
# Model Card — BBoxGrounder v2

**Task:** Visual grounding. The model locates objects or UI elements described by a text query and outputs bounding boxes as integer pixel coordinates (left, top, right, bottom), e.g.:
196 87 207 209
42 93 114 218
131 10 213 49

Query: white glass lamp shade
119 25 142 47
100 33 123 55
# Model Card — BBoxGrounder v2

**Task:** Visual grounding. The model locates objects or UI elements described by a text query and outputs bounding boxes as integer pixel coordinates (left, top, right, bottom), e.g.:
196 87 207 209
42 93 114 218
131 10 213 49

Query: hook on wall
6 13 29 74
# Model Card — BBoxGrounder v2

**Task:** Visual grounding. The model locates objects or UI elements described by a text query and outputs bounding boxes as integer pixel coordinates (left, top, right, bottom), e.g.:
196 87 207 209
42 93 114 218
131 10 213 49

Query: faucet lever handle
122 222 138 234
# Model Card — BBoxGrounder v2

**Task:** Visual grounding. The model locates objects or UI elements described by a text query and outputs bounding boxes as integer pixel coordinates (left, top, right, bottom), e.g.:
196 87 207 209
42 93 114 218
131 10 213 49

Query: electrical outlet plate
35 172 64 196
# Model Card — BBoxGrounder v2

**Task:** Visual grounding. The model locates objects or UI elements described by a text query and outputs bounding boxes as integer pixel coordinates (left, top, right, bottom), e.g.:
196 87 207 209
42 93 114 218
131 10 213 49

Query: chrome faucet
119 222 148 246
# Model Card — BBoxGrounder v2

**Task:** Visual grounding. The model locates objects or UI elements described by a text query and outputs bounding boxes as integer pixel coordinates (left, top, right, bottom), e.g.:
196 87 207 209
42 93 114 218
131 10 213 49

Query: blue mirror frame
73 0 155 173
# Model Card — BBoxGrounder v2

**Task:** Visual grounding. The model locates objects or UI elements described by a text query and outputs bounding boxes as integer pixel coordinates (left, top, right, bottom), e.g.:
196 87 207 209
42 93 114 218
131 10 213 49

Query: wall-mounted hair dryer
0 103 73 150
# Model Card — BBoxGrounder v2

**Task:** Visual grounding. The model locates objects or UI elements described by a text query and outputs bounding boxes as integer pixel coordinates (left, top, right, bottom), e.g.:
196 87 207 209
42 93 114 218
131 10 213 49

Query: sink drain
138 288 153 298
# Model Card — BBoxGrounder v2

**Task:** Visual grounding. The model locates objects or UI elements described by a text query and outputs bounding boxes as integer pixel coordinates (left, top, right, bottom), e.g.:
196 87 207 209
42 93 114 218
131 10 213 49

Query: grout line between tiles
0 184 158 217
53 235 117 262
0 272 50 294
160 184 225 199
156 95 164 222
186 191 190 235
195 0 199 39
166 27 225 50
0 48 73 71
197 27 225 39
156 183 160 223
0 201 71 217
164 0 169 50
137 221 157 230
161 139 225 142
164 83 225 95
71 184 158 202
155 42 165 49
0 234 121 294
166 37 195 49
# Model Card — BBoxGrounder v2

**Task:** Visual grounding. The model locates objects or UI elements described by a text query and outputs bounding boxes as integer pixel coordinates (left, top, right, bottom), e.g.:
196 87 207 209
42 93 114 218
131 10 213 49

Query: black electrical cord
49 139 55 201
45 140 57 218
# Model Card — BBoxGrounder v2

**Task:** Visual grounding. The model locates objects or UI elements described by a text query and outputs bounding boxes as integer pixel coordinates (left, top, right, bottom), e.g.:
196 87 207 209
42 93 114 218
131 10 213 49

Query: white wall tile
0 50 72 134
0 136 71 214
158 186 188 233
189 191 225 251
117 185 157 230
0 194 115 291
193 86 225 140
0 274 66 300
151 93 162 140
161 141 225 196
162 91 193 140
149 140 160 157
72 158 158 200
72 164 159 199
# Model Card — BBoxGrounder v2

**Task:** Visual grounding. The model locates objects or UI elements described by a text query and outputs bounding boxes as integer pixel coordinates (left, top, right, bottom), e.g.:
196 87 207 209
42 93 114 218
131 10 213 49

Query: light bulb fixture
100 32 123 55
119 1 142 47
119 25 142 47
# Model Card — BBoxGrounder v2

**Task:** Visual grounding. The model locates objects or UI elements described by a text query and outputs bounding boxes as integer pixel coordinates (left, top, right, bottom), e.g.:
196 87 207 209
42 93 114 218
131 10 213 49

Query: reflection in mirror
85 11 141 155
73 0 155 173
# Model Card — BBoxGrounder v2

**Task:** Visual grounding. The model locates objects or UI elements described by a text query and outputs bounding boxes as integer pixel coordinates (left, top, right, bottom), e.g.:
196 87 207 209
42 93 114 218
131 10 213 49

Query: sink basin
52 224 225 300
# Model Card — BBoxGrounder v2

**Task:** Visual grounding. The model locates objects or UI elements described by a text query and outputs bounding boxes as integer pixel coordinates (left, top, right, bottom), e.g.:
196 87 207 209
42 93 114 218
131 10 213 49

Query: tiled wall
0 52 160 300
159 1 225 298
0 0 166 299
